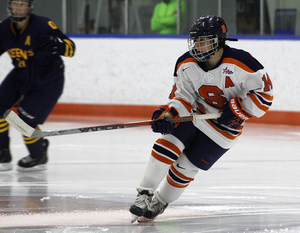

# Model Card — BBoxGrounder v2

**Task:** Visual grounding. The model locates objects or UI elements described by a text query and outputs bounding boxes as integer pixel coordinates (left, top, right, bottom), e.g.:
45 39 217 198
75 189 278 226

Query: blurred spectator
151 0 186 34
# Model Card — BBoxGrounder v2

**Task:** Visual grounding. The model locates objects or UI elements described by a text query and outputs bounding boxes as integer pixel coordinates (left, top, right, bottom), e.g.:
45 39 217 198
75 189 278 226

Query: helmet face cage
188 35 219 62
188 15 228 62
7 0 34 23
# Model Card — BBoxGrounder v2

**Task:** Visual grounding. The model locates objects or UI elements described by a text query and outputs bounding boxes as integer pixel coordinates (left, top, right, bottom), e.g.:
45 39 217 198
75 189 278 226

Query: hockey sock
158 153 199 204
23 135 44 159
140 134 185 190
140 155 171 190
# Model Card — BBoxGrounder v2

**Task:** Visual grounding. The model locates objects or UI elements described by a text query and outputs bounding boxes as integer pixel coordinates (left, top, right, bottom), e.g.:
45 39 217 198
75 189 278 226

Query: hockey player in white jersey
129 15 274 222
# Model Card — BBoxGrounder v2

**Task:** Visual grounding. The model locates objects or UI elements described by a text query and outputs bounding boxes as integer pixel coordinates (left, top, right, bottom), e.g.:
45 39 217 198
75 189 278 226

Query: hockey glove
217 97 253 129
36 36 65 55
151 105 179 134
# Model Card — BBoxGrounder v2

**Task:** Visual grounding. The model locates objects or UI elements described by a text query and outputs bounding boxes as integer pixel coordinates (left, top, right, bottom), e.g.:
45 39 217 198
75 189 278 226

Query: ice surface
1 117 300 233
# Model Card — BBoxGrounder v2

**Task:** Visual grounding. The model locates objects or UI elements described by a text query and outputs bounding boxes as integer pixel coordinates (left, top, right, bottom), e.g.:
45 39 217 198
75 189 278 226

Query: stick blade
3 110 35 137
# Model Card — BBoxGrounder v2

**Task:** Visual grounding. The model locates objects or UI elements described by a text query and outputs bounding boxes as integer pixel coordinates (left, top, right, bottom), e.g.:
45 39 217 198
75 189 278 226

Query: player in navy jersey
129 15 274 222
0 0 75 171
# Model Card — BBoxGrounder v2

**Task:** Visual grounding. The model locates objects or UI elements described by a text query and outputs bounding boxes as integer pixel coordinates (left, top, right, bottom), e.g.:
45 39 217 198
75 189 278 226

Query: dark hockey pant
0 69 64 158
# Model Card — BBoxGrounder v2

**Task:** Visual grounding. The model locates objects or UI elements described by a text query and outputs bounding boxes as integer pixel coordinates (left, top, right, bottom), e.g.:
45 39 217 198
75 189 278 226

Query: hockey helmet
188 15 230 62
7 0 34 23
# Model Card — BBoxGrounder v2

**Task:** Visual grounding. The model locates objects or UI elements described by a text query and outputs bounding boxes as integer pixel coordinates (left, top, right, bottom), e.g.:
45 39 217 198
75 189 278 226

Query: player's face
11 0 29 18
194 37 213 53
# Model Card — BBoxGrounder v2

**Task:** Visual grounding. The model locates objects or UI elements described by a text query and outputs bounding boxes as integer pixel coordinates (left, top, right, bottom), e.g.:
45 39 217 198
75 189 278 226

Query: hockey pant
0 69 64 157
139 121 228 204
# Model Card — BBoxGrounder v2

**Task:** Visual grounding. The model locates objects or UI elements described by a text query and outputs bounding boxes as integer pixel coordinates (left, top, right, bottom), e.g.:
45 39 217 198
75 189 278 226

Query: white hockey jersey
167 46 274 149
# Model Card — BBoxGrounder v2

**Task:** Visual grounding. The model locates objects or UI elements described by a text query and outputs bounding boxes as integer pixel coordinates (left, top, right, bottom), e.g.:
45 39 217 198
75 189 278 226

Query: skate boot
17 139 49 172
141 191 168 221
129 188 153 223
0 148 12 171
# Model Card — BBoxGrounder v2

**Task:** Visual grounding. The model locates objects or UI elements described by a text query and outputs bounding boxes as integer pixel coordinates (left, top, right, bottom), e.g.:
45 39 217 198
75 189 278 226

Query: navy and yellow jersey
167 45 274 149
0 14 75 89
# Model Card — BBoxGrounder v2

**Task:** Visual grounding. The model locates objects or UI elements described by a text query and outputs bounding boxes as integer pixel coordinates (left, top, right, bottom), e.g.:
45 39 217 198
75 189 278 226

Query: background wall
266 0 300 35
0 37 299 112
1 0 300 36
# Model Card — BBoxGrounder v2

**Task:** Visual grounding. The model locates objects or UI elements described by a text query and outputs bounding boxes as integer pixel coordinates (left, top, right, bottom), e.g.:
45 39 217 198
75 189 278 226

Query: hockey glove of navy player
36 36 65 55
151 105 179 134
217 97 253 129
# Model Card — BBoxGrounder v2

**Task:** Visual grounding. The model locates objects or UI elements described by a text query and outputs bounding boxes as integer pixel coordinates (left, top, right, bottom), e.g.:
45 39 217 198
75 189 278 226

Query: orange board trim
50 103 300 126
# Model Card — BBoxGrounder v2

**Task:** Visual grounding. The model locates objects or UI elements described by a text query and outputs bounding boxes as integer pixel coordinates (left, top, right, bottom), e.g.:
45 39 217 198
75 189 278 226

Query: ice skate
142 191 168 220
0 148 12 171
17 139 49 172
129 188 153 223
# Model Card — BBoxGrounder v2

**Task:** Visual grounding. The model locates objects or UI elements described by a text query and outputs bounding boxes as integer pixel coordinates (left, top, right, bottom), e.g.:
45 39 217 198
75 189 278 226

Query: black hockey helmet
188 15 237 62
7 0 34 23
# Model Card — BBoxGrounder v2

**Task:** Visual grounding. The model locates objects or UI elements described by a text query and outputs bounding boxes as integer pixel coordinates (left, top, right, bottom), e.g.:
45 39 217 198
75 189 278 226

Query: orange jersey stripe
174 98 194 113
222 58 255 73
169 84 177 99
197 103 241 140
196 103 241 140
257 92 274 101
196 103 207 114
206 119 242 140
247 93 270 112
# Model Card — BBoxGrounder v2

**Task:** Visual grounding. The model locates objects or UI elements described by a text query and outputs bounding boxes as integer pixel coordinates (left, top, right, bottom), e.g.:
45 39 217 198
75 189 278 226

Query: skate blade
0 163 13 171
138 216 154 223
17 164 47 172
131 214 139 223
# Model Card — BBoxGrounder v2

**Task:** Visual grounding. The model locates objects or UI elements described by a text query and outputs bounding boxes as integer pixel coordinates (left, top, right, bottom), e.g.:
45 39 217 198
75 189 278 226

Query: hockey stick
3 109 222 138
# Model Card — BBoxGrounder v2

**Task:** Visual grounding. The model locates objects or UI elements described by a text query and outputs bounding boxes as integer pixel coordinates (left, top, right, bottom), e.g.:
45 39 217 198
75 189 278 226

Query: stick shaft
4 109 221 138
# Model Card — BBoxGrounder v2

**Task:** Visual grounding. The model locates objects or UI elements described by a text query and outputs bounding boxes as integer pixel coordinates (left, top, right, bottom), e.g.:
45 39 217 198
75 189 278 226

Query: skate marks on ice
1 192 300 233
0 209 130 228
1 206 300 233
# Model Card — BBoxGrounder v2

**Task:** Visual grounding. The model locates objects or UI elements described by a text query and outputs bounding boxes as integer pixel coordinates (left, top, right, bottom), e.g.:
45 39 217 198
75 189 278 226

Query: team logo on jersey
223 66 234 75
7 48 34 68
